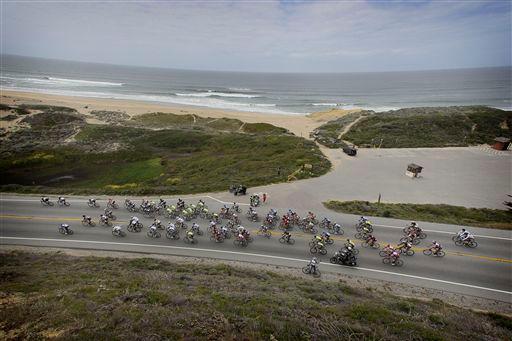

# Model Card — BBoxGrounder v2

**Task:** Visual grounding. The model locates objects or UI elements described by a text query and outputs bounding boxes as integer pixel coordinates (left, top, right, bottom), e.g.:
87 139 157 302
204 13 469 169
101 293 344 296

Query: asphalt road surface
1 194 511 304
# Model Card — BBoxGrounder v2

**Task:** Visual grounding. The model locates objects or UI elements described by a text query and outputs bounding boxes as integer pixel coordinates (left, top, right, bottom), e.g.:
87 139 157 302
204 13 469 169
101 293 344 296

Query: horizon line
2 53 511 75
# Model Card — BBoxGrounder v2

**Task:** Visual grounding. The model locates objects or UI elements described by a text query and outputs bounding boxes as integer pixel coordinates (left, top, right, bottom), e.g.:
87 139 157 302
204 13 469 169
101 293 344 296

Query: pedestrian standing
262 193 267 203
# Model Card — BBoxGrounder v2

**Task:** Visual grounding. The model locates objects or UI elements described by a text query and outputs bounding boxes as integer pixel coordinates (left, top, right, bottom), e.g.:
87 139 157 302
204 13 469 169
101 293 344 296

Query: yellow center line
1 214 511 264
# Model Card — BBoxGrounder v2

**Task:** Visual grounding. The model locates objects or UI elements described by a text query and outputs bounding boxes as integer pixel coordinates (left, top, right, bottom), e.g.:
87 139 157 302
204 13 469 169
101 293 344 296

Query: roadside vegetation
0 105 330 195
1 251 511 340
315 106 512 148
324 200 512 230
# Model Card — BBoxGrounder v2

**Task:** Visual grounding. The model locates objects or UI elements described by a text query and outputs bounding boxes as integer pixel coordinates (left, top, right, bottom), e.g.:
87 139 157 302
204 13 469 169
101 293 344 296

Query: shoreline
0 90 361 137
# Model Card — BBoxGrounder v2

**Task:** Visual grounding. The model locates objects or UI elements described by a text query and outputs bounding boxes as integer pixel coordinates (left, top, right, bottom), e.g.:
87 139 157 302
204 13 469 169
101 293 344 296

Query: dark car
343 146 357 156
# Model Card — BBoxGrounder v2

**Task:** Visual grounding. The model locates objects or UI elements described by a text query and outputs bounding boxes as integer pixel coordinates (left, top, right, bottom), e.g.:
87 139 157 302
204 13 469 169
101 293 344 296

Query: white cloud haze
1 0 510 72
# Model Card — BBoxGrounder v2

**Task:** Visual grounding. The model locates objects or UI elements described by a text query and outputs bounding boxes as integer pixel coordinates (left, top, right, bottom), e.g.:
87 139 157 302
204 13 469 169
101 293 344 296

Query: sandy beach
0 90 361 137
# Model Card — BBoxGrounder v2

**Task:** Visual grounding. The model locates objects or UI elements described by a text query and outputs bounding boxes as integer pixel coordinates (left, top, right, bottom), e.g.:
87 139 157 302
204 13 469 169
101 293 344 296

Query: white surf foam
1 76 124 87
175 91 260 98
3 87 305 115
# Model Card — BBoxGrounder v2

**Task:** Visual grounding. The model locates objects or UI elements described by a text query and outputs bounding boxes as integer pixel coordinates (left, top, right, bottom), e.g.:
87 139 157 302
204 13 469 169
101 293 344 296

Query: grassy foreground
315 106 512 148
0 106 330 194
1 251 511 340
323 200 512 230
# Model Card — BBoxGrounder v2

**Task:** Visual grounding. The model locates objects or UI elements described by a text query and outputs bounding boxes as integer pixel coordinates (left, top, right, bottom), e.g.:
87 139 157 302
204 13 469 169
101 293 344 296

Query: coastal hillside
2 250 511 340
313 106 512 148
0 104 331 194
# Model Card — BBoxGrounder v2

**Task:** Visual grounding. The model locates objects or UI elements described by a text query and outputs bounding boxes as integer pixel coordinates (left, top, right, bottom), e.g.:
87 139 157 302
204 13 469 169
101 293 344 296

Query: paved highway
1 194 511 303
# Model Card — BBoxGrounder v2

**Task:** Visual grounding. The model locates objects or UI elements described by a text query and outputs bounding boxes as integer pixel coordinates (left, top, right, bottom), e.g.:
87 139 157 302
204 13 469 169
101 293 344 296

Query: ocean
1 54 510 115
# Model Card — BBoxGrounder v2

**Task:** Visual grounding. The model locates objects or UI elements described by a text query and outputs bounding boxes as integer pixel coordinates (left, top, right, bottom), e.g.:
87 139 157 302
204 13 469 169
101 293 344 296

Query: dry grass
1 251 510 340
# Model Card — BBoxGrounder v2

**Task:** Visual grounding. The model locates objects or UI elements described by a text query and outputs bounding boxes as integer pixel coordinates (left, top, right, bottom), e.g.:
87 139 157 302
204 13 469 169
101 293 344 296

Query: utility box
406 163 423 178
492 137 510 151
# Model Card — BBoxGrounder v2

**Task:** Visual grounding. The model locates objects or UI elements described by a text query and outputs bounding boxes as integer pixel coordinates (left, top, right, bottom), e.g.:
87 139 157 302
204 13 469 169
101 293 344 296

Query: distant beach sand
0 90 361 137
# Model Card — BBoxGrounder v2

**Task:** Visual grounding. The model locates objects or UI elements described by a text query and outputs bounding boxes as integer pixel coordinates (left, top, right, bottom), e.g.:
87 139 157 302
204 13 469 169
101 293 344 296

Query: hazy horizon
2 53 511 75
2 1 510 73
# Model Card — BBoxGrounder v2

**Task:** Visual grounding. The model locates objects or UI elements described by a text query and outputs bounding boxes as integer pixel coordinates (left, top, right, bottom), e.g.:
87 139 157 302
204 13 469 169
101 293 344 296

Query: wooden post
378 193 381 204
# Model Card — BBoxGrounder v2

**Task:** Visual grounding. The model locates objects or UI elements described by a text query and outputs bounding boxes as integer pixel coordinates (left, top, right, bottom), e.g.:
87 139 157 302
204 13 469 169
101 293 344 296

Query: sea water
1 54 510 115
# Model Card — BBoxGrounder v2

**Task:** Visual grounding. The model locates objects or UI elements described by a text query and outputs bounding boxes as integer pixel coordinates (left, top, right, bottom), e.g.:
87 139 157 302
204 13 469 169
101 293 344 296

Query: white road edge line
1 197 510 240
2 236 511 295
375 224 512 241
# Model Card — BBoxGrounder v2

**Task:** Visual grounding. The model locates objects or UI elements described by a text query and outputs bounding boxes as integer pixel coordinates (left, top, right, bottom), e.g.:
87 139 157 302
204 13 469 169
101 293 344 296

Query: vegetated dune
313 106 512 148
0 105 331 195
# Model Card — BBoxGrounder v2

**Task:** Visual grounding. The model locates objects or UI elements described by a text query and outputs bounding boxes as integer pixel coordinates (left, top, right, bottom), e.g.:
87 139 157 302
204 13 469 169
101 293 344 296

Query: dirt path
337 115 365 141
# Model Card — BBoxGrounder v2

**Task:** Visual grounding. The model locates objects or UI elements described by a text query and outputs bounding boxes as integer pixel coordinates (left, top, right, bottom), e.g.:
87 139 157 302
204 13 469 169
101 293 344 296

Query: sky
1 0 511 73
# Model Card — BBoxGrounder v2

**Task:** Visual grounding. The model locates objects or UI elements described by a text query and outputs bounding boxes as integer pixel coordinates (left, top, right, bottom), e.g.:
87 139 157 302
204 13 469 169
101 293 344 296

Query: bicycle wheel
288 238 295 245
355 233 363 239
468 240 478 248
302 266 310 274
309 247 318 254
423 249 432 256
395 259 404 267
279 237 286 244
330 257 338 264
405 249 415 256
382 257 391 264
379 250 389 257
361 241 369 248
319 248 327 255
313 269 321 278
419 232 427 239
436 250 446 257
